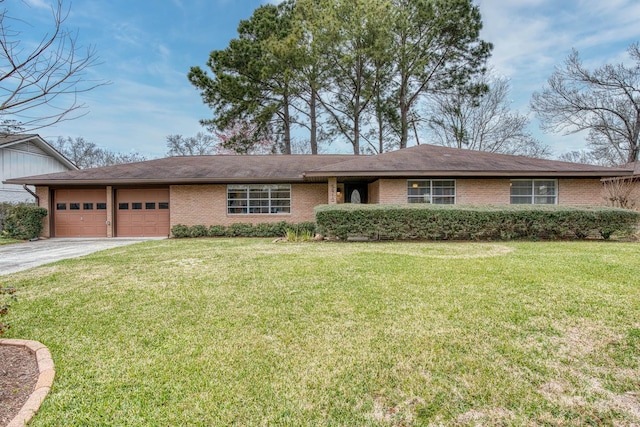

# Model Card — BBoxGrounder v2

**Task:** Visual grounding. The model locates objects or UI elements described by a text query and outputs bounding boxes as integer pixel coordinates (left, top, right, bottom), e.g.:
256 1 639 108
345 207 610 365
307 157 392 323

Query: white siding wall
1 142 71 203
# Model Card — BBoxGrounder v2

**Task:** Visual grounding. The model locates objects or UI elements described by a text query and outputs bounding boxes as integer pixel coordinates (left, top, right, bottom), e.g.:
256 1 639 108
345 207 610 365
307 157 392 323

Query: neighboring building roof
5 144 633 186
0 134 78 170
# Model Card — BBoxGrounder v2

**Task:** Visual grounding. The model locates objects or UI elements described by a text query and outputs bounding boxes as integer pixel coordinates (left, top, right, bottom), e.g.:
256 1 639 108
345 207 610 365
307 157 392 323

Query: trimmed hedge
1 204 48 240
171 221 316 238
314 204 640 241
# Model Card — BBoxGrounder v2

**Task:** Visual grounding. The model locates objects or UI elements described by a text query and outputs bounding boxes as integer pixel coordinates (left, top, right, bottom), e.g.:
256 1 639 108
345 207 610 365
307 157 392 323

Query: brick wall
377 179 407 204
169 183 327 228
457 179 510 205
558 179 605 206
36 186 49 237
377 178 608 206
368 180 380 204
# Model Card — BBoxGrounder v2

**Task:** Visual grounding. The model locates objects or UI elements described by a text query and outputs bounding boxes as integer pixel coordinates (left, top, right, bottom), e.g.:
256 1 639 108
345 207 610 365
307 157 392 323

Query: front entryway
344 183 368 204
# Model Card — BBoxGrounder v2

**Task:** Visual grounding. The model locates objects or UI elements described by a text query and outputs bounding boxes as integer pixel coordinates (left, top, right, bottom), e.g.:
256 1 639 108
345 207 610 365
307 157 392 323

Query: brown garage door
116 189 170 237
54 189 108 237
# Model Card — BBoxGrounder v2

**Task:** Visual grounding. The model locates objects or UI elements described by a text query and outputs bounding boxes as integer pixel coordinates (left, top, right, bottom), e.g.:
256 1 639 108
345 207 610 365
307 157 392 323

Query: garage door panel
116 189 169 237
54 190 107 237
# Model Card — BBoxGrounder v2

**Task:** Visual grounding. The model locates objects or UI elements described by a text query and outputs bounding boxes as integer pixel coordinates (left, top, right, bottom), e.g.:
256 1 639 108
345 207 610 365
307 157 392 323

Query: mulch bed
0 345 38 426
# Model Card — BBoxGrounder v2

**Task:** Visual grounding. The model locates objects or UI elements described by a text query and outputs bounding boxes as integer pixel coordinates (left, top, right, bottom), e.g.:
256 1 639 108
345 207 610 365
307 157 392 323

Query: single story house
0 134 77 203
4 143 636 238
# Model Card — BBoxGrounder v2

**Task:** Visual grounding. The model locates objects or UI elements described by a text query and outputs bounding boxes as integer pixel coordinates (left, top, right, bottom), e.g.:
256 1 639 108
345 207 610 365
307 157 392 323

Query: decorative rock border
0 339 54 427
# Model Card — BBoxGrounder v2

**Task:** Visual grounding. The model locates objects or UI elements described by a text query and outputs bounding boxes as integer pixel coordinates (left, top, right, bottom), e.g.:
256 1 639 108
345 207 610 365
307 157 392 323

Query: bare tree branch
531 43 640 164
0 0 109 132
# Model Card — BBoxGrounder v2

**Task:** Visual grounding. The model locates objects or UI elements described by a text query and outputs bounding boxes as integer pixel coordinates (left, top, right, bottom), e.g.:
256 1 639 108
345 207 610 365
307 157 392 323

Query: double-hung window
510 179 557 204
227 184 291 214
407 180 456 204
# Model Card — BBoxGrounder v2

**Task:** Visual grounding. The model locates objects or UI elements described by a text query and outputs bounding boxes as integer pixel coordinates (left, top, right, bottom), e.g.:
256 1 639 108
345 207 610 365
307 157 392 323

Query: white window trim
407 179 456 204
227 184 292 215
510 179 558 205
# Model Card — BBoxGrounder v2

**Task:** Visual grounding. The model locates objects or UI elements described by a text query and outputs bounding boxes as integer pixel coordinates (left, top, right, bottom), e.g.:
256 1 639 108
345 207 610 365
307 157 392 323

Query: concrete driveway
0 238 164 276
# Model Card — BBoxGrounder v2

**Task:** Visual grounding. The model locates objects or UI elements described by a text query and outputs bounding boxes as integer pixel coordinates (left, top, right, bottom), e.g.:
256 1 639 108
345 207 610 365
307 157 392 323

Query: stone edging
0 339 55 427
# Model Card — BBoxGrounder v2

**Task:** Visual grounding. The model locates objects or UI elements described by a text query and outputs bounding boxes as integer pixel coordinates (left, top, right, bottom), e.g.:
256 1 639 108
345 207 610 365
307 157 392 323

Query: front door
344 184 367 204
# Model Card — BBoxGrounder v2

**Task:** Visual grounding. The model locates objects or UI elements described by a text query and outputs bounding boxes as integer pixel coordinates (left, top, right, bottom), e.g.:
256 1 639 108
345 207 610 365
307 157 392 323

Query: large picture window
407 180 456 204
510 179 557 204
227 184 291 214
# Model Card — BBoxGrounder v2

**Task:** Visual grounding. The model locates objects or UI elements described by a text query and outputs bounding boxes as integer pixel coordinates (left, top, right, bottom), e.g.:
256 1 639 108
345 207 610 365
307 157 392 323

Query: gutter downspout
23 184 39 205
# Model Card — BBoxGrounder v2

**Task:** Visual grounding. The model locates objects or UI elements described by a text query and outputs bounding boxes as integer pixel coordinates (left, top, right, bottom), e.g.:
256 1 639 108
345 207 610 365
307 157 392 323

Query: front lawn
2 239 639 426
0 237 22 246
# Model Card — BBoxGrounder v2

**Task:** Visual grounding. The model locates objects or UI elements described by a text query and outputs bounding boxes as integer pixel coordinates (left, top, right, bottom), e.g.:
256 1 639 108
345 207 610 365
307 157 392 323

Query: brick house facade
6 144 635 238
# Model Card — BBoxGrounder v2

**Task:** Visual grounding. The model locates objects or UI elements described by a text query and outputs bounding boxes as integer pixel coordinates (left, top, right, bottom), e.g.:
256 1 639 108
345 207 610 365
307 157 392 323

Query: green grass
2 239 639 426
0 237 22 246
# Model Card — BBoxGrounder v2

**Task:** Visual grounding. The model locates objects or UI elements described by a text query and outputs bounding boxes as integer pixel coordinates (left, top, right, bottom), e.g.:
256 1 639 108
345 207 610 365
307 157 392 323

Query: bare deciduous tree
53 136 146 169
166 133 217 156
426 76 551 158
602 176 639 209
531 43 640 165
0 0 108 132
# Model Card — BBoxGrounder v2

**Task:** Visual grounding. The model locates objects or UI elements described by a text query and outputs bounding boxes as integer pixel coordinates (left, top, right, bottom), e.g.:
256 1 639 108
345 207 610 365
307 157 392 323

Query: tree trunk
310 88 318 155
282 92 292 154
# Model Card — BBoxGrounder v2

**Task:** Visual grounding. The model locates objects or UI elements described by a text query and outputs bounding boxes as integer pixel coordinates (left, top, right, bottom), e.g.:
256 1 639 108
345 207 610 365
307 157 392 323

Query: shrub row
0 203 48 240
171 221 316 238
314 204 640 241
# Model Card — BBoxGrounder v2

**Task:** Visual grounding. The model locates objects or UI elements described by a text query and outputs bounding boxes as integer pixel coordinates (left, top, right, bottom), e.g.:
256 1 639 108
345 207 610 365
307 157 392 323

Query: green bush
2 204 48 240
171 224 190 238
189 225 208 238
208 225 226 237
0 202 12 234
314 204 640 241
171 222 317 239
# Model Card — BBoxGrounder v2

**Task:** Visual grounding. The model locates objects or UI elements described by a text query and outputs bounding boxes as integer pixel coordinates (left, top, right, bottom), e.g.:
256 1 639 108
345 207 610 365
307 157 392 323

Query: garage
54 189 107 237
116 189 170 237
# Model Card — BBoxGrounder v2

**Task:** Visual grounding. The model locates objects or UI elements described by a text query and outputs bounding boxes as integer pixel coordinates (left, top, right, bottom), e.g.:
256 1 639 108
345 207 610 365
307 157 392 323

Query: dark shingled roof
5 144 633 186
304 144 632 177
5 154 356 185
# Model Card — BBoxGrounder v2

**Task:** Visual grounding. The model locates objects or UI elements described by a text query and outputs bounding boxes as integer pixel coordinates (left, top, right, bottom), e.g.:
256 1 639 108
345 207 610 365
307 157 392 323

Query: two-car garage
53 188 170 237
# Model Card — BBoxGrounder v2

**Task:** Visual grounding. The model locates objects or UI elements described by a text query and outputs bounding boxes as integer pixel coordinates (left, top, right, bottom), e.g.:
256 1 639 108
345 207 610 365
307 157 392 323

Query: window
56 203 66 210
227 184 291 214
510 180 557 204
158 202 169 209
97 203 107 210
132 202 142 210
83 203 94 210
118 203 129 210
407 180 456 204
70 203 80 210
145 202 156 210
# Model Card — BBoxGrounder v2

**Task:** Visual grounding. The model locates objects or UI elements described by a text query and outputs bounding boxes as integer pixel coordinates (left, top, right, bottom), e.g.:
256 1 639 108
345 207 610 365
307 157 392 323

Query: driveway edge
0 339 55 427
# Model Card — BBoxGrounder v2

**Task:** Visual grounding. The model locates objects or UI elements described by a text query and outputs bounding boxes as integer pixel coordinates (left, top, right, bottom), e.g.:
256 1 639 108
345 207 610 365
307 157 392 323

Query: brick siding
169 183 327 228
557 179 605 206
36 186 49 237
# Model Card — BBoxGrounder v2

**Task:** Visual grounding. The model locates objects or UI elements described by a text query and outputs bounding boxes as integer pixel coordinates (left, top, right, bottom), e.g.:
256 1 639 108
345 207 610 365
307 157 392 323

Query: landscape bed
1 238 639 426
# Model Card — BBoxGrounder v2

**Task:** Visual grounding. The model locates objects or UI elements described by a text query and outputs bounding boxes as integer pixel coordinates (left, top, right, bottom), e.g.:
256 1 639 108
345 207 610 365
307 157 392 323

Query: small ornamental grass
2 239 639 426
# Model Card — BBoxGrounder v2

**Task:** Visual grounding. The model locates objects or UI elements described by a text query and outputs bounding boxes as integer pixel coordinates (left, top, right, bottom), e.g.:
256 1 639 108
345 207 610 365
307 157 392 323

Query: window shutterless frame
407 180 456 204
227 184 291 214
510 179 558 204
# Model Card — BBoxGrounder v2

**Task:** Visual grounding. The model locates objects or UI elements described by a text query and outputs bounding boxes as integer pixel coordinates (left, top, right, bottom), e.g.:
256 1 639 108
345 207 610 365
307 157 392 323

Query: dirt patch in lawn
0 345 38 425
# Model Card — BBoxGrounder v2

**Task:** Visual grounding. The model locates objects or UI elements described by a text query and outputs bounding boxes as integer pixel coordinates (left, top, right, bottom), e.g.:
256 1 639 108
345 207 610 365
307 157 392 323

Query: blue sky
9 0 640 158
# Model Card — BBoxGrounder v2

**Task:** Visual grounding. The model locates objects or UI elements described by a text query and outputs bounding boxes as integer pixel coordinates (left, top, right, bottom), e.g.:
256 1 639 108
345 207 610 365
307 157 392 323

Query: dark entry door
345 184 367 204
